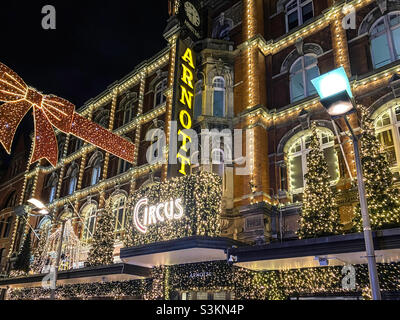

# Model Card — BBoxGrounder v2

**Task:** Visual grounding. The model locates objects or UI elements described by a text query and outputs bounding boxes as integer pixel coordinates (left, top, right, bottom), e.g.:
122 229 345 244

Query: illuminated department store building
1 0 400 300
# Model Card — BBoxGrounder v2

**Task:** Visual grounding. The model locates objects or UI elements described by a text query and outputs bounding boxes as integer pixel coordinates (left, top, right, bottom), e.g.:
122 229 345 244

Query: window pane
302 3 313 23
291 72 305 102
395 107 400 122
288 11 298 31
289 155 304 190
389 14 400 27
213 91 225 117
378 129 397 167
194 94 202 119
371 34 392 68
306 66 319 95
392 27 400 60
323 146 339 182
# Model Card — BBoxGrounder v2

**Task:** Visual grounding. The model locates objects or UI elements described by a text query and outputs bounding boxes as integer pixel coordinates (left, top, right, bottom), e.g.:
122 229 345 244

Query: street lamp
312 67 382 300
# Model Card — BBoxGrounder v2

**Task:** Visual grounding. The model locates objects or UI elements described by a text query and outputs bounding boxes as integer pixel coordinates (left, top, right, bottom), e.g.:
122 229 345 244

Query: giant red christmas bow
0 62 135 167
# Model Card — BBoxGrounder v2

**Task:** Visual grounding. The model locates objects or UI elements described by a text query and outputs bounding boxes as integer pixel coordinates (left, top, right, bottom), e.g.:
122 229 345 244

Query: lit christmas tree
297 123 341 239
86 199 116 267
31 226 50 274
352 106 400 232
14 230 32 274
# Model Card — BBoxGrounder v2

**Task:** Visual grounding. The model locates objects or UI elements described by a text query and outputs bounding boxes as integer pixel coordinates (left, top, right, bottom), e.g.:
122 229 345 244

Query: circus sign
133 198 184 234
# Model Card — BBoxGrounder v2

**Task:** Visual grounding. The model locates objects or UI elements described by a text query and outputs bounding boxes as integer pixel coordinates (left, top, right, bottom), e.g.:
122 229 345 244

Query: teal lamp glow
311 67 355 118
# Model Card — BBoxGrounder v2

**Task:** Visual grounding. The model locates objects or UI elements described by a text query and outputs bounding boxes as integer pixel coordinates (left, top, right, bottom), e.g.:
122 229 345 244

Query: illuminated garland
7 261 400 300
124 172 222 247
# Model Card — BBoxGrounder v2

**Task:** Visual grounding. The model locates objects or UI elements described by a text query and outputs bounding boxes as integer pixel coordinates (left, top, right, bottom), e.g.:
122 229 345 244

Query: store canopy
229 228 400 271
120 236 245 268
0 263 151 289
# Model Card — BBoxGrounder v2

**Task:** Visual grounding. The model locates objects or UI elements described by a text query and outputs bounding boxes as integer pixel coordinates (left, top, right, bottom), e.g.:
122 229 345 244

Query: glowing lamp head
28 198 46 210
319 90 355 118
311 67 353 100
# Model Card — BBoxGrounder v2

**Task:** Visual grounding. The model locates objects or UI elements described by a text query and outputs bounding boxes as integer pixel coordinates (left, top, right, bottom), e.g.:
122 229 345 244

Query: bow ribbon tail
70 113 135 163
31 108 59 167
0 101 32 153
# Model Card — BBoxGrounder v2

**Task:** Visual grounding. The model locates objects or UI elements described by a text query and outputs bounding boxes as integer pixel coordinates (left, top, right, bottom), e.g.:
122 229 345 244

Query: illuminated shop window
370 12 400 69
81 204 97 241
38 217 52 239
111 194 127 236
212 77 225 117
286 0 314 32
194 81 203 119
154 78 168 108
286 128 339 194
290 54 319 103
373 103 400 173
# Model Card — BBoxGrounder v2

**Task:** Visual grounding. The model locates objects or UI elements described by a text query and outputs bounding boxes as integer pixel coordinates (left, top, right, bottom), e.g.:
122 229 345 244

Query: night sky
0 1 169 171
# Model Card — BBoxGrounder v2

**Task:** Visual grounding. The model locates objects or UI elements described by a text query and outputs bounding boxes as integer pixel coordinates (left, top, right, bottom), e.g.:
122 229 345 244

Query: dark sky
0 1 169 169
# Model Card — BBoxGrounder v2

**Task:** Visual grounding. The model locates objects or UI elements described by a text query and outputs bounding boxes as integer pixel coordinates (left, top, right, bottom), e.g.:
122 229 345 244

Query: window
68 167 78 195
213 77 225 117
81 204 97 241
287 129 339 194
374 103 400 173
91 157 102 186
286 0 314 32
47 174 58 203
290 55 319 103
370 12 400 69
154 79 168 108
112 195 127 236
194 81 203 119
117 159 131 175
4 191 18 209
124 102 137 125
3 216 13 238
0 220 4 238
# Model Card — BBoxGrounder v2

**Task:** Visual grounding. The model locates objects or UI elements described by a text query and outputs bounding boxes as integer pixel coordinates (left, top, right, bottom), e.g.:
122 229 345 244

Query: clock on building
184 1 201 27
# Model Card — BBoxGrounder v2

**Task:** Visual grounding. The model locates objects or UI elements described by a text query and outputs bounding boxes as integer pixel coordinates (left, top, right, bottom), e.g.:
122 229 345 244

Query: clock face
184 2 201 27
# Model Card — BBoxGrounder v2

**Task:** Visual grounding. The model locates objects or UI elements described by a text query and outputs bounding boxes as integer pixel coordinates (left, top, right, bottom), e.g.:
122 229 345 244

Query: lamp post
312 67 382 300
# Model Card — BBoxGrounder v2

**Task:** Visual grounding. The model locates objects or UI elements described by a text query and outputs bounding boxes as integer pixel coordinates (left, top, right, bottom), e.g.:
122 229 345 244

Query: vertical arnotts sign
169 40 197 177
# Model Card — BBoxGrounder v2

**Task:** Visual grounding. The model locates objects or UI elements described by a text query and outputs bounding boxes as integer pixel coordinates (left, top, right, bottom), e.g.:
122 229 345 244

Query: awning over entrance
0 263 151 289
120 236 245 268
229 228 400 271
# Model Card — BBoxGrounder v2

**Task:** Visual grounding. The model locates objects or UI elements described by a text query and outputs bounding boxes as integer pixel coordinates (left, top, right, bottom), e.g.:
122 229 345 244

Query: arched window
94 110 110 128
290 54 319 103
154 78 168 108
90 156 102 186
81 204 97 241
286 128 339 194
47 174 58 203
124 101 137 125
111 194 127 236
370 12 400 69
373 102 400 174
4 191 18 209
213 77 225 117
38 217 52 239
286 0 314 32
68 166 79 195
194 81 203 119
